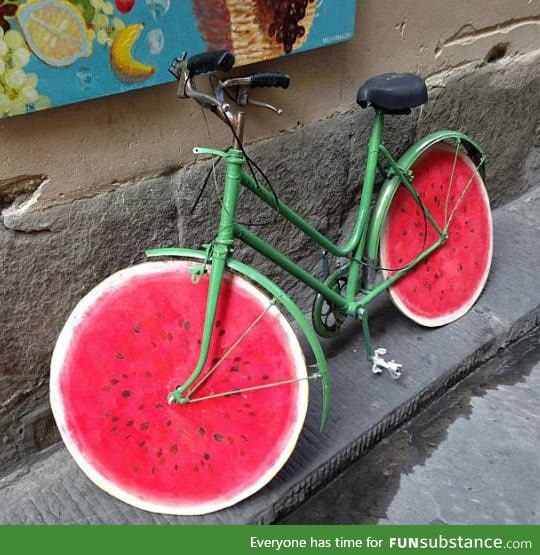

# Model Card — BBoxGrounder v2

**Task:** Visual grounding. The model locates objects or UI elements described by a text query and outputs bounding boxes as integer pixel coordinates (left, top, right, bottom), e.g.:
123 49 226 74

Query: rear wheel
51 260 308 515
380 141 492 327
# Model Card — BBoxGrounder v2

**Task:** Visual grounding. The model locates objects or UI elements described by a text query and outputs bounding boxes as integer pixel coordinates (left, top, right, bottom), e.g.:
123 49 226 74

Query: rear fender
365 131 485 262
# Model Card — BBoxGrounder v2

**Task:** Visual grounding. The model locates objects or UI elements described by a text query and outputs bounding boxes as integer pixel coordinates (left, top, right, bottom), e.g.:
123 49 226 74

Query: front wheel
380 141 493 327
50 260 308 515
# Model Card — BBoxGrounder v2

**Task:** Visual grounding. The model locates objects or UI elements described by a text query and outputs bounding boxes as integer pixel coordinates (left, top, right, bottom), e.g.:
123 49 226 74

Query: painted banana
110 24 155 83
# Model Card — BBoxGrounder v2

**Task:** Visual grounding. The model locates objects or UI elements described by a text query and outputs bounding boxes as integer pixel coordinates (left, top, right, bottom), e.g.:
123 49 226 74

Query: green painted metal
365 131 485 265
145 247 331 430
146 123 485 434
167 149 245 403
238 112 384 260
235 224 350 312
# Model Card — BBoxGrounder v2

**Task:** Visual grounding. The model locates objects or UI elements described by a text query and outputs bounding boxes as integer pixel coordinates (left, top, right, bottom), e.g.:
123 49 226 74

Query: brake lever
247 98 283 116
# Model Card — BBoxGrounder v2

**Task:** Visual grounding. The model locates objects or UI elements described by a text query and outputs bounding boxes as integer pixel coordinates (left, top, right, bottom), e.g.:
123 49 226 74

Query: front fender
146 247 330 431
365 131 485 262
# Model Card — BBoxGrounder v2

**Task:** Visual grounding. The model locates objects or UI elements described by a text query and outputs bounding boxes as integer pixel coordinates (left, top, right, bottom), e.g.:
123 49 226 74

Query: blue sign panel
0 0 356 117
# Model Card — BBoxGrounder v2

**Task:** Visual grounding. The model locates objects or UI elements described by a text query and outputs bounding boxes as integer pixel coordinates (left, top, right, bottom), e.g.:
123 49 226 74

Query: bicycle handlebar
186 50 235 76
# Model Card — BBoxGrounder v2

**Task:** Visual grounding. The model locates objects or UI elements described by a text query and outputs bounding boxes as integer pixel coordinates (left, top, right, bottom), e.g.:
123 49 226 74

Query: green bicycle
50 51 492 515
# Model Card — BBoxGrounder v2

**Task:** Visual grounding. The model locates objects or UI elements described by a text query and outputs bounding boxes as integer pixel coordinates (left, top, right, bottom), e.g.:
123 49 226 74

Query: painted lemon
110 24 155 83
17 0 93 67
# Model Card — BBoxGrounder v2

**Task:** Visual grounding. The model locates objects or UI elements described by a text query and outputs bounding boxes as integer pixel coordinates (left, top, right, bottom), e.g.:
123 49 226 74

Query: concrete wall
0 1 539 475
0 0 538 208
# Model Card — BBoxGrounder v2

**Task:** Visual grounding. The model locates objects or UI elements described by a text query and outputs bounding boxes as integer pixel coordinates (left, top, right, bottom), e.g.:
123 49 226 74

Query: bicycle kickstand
359 308 403 379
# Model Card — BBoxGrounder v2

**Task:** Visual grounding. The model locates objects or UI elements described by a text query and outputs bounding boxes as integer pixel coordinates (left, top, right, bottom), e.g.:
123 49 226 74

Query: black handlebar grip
186 50 235 75
249 73 291 89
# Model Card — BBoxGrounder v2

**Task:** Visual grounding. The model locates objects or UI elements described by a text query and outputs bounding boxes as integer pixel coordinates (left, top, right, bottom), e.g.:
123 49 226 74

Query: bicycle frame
150 110 484 408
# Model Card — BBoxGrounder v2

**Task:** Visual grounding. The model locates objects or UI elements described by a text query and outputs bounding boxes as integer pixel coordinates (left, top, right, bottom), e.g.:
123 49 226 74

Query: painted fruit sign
0 0 356 118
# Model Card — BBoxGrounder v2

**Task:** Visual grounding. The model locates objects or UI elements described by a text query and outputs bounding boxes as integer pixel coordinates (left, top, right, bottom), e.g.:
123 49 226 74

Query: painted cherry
115 0 135 13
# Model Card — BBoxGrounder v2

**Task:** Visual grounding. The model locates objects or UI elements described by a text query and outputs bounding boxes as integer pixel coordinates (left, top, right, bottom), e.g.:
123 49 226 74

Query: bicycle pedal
371 347 402 379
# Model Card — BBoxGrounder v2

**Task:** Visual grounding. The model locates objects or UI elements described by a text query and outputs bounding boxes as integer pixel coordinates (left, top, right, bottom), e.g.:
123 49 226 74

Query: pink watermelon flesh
380 143 492 326
51 261 306 514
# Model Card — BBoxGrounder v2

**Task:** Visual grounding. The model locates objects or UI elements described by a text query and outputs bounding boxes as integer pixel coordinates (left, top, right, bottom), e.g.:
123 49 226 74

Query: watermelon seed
170 444 178 454
141 422 149 431
177 318 184 327
198 427 206 436
156 449 163 458
211 357 219 365
240 435 248 442
203 452 210 460
139 404 145 410
215 320 222 328
122 373 128 379
151 342 157 348
111 416 120 422
244 403 251 408
125 434 131 440
197 339 201 345
111 426 118 432
402 230 408 236
262 375 269 380
434 273 440 279
167 332 173 341
133 326 140 334
233 356 241 362
155 403 164 409
166 420 172 427
116 353 124 359
184 321 191 330
145 371 152 379
139 441 146 448
230 365 240 372
398 258 403 264
110 379 119 385
174 465 179 471
213 433 223 442
219 329 225 337
122 390 131 398
200 461 205 468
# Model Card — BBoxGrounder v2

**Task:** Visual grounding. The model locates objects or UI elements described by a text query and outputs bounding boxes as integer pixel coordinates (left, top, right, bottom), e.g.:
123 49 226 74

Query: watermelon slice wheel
380 141 492 327
51 260 308 515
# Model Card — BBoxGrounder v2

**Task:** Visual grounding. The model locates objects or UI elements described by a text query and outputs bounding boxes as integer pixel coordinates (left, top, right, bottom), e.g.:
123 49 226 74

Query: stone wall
0 50 538 475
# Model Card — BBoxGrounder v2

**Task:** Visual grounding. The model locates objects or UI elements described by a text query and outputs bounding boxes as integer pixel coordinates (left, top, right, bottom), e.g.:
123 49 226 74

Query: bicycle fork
168 148 243 404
